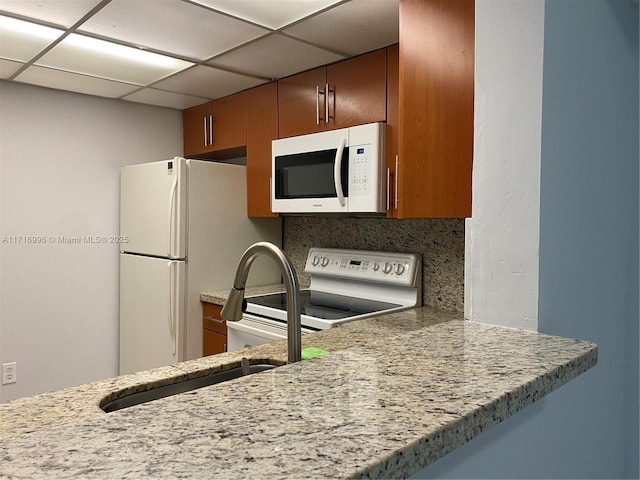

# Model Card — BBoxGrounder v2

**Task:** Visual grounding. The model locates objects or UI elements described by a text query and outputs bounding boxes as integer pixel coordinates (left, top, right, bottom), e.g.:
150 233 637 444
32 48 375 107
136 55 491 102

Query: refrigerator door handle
168 171 178 258
167 261 177 355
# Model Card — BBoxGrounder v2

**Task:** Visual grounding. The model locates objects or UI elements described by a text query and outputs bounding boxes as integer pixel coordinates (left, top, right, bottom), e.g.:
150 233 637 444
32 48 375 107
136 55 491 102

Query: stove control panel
305 248 420 286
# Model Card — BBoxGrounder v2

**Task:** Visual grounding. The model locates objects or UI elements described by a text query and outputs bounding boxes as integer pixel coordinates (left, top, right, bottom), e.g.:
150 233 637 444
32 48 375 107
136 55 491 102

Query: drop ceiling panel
0 0 102 28
190 0 342 29
15 65 140 98
123 88 209 110
0 16 63 62
35 33 193 85
153 65 265 99
0 58 23 78
284 0 399 56
209 34 345 79
0 1 400 109
79 0 270 61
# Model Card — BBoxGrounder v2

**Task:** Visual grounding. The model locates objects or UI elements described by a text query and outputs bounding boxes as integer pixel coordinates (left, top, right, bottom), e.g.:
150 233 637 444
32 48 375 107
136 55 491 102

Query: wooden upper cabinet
183 102 212 157
246 82 279 218
278 48 388 138
395 0 474 218
278 67 326 138
327 48 387 130
183 92 246 158
212 92 246 151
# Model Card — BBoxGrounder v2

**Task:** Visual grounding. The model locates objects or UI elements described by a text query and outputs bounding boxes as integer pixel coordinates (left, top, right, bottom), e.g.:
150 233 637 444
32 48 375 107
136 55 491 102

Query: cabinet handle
325 82 330 125
316 85 321 125
204 315 225 324
386 167 390 211
209 115 213 146
395 155 399 209
203 117 207 147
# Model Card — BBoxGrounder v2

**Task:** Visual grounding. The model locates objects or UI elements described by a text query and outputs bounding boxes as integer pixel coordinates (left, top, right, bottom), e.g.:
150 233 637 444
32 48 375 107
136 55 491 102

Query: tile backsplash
283 217 465 312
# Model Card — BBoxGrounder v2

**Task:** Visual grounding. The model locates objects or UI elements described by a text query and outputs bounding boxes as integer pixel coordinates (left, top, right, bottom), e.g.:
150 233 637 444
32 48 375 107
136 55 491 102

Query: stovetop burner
248 290 401 321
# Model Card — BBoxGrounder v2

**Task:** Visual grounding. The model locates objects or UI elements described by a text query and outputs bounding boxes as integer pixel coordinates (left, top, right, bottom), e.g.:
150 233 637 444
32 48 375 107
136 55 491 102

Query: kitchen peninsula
0 298 596 479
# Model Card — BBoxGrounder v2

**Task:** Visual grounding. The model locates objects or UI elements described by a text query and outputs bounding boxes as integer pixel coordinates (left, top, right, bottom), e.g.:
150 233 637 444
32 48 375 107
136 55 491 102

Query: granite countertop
0 291 597 479
200 283 306 304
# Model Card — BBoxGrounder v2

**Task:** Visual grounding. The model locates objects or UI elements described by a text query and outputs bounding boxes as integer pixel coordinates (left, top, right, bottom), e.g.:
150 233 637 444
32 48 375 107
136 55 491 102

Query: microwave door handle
334 138 347 206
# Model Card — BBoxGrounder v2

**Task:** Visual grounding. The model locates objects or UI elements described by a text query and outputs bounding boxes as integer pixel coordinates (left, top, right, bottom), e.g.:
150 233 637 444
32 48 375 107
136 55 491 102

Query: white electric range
226 247 422 351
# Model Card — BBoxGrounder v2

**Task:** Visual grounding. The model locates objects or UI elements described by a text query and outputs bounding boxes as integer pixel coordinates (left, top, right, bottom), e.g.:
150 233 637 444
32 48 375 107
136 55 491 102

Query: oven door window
274 148 348 199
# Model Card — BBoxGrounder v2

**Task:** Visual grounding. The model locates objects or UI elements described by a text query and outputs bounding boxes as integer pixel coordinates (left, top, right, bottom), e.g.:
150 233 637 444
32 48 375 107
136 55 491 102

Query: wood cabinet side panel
386 44 399 218
278 67 327 138
327 48 388 130
247 82 279 217
399 0 474 218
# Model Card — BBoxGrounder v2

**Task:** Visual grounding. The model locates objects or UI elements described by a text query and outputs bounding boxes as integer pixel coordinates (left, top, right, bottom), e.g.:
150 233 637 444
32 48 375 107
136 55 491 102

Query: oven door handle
226 319 287 341
334 137 347 207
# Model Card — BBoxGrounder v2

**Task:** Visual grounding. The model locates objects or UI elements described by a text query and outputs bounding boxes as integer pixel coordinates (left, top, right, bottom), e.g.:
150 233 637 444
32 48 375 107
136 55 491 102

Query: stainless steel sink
101 362 277 413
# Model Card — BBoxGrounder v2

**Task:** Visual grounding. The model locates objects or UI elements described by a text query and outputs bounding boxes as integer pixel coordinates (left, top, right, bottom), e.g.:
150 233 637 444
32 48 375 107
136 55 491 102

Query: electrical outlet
2 362 17 384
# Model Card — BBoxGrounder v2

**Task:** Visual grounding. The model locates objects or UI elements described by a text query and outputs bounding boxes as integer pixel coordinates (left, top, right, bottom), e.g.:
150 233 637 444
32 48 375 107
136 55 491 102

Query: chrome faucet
221 242 302 363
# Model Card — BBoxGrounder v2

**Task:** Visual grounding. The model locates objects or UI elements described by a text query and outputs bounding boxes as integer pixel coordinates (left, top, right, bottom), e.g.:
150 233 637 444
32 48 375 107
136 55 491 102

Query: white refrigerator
119 158 282 375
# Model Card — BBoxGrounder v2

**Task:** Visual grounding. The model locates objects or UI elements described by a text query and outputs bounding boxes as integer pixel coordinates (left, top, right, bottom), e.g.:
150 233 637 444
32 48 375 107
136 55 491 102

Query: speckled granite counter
0 300 597 479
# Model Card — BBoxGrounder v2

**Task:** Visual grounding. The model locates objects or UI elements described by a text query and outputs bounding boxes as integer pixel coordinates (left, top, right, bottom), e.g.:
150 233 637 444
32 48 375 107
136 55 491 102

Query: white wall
0 81 182 402
464 0 544 331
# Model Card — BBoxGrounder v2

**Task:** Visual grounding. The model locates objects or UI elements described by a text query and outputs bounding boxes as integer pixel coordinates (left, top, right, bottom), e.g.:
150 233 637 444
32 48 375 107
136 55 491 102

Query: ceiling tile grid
0 0 398 110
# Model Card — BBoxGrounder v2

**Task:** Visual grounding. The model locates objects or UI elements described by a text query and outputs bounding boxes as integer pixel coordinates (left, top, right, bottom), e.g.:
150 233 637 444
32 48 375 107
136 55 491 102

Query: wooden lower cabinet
202 302 227 356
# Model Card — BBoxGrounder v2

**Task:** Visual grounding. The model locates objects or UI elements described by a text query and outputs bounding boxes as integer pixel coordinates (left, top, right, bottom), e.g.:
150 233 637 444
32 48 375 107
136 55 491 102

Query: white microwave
271 122 386 214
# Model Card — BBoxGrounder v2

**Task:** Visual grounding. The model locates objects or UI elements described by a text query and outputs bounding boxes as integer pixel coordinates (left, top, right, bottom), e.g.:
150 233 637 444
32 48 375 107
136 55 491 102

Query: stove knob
395 263 405 275
373 263 380 272
312 255 319 266
321 257 329 267
383 262 393 274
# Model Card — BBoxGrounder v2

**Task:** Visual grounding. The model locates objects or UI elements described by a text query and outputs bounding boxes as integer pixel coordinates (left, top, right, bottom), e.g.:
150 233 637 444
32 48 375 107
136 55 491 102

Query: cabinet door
211 91 246 151
327 48 387 130
203 329 227 356
398 0 474 218
247 82 279 217
278 66 327 138
203 302 227 356
183 102 213 157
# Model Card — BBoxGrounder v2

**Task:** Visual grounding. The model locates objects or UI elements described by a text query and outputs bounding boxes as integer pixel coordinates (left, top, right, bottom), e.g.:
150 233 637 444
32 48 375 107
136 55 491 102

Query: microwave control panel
349 145 370 195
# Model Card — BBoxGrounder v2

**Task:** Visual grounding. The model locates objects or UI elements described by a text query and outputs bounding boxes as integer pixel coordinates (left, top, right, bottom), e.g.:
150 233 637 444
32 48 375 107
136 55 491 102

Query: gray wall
537 0 639 475
413 1 639 478
0 81 183 402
